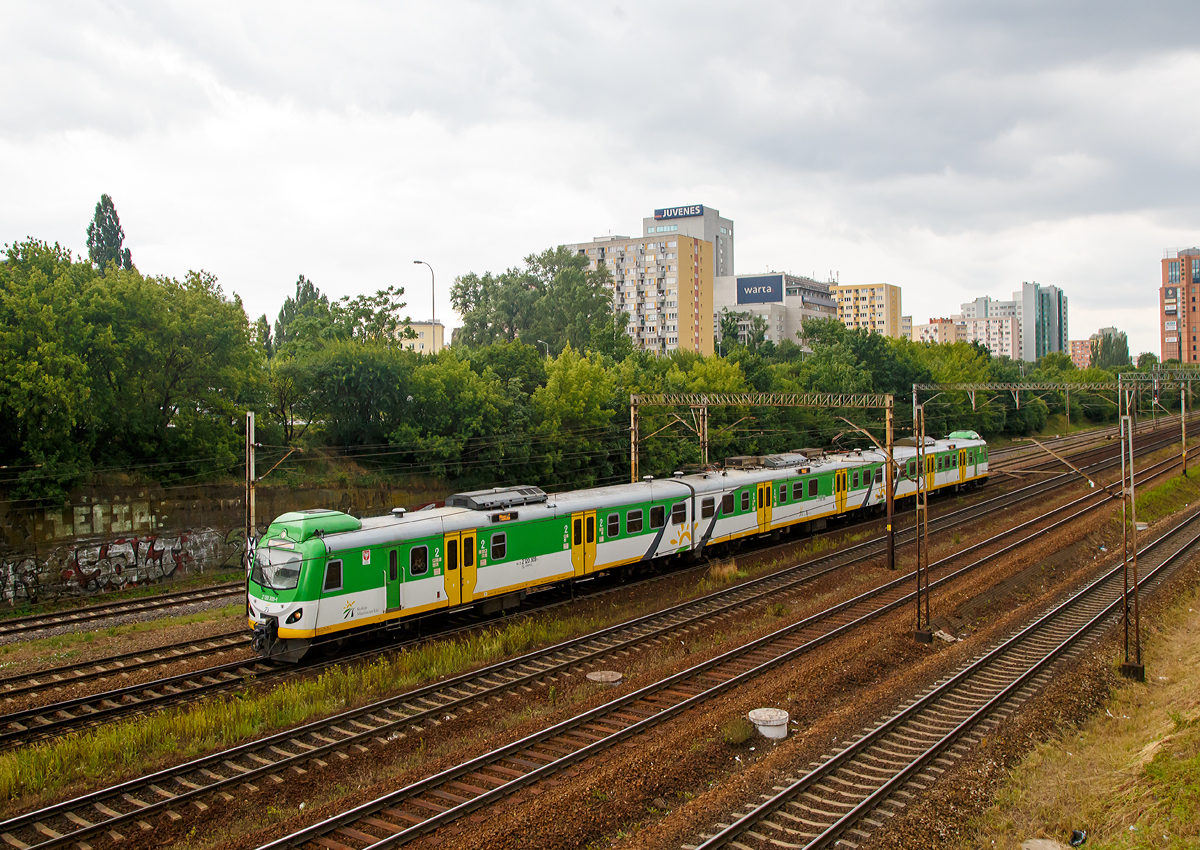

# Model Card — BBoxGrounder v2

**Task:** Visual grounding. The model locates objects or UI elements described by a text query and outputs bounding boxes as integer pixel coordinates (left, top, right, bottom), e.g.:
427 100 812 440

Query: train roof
278 434 986 553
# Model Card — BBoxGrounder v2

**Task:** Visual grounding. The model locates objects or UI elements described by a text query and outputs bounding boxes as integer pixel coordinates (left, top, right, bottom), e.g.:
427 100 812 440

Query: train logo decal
362 550 371 565
343 599 356 619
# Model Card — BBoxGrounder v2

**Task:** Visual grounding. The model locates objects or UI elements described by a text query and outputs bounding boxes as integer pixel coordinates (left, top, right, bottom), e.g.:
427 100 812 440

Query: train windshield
252 547 302 591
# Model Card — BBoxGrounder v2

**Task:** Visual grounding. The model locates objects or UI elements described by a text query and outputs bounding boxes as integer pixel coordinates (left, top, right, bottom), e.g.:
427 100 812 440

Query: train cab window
323 559 343 593
650 505 666 529
740 491 751 511
778 484 787 504
607 513 620 538
491 533 507 561
573 518 582 546
792 481 803 501
389 550 398 582
671 502 686 525
722 493 735 514
875 467 883 483
627 509 644 533
410 547 428 576
808 478 819 498
701 497 715 518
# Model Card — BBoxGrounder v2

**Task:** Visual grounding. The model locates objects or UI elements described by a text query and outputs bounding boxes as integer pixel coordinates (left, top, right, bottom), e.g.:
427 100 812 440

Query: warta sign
737 274 783 304
654 204 704 220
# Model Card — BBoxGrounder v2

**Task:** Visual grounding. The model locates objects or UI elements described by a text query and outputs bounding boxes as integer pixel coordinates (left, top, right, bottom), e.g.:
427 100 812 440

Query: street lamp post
413 260 435 350
536 339 550 358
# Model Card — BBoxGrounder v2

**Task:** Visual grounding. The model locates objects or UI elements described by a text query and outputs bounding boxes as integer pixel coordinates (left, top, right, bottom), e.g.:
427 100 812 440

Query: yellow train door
571 511 597 577
756 483 772 533
460 530 477 603
958 449 967 483
834 470 847 513
443 532 463 606
926 453 936 490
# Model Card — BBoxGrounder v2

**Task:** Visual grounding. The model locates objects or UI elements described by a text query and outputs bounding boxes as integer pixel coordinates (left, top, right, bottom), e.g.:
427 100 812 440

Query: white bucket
748 707 789 739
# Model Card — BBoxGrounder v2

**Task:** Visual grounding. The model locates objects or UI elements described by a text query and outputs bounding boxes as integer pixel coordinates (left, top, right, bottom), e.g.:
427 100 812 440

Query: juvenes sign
654 205 704 220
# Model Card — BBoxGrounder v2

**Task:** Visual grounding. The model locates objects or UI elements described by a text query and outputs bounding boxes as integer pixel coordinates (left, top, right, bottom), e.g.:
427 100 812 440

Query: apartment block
712 273 838 348
961 316 1020 359
913 317 961 344
399 321 445 353
960 282 1068 362
1069 339 1092 369
568 220 714 355
901 315 913 340
1161 248 1200 362
830 283 904 338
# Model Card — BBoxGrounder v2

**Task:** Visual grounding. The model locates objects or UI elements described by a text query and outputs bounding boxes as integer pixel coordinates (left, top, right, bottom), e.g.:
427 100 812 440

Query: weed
952 532 962 545
592 788 609 802
722 716 755 746
770 602 788 617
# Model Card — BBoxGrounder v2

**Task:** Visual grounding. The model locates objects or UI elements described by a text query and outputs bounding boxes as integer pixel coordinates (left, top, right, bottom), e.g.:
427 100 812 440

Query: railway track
216 452 1187 849
2 440 1180 848
687 502 1200 849
0 581 243 641
0 426 1177 753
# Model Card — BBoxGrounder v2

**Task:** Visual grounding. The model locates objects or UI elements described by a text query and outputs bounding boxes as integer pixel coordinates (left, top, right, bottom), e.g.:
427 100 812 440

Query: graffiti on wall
0 527 248 605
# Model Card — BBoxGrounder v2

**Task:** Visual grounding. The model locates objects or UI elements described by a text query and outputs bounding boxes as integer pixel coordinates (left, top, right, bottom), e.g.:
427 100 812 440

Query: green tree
86 194 132 271
1092 331 1131 371
717 308 743 351
275 275 332 351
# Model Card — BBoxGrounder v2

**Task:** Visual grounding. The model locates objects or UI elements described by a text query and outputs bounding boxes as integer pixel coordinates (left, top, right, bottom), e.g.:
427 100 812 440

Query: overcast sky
4 1 1199 357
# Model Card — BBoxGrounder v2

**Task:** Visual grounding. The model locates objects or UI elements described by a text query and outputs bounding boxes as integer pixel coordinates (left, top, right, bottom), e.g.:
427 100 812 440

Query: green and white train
248 432 988 661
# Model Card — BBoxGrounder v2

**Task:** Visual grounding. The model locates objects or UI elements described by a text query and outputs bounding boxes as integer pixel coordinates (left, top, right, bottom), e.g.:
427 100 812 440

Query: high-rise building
901 315 913 340
960 315 1019 359
960 282 1068 362
1160 248 1200 363
1069 339 1092 369
830 283 904 338
712 273 837 348
567 206 721 355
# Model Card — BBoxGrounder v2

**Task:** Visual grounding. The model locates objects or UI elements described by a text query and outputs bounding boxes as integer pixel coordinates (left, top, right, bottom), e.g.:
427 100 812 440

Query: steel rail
0 581 243 639
0 629 246 701
692 508 1200 850
247 451 1187 850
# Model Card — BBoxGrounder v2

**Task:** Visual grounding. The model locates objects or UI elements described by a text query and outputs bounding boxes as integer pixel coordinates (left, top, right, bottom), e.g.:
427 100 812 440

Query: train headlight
285 608 303 625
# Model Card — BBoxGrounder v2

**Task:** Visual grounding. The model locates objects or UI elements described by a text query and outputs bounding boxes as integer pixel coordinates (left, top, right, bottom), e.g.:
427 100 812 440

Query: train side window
607 513 620 538
410 547 428 577
721 493 735 514
323 559 343 592
778 484 787 504
740 491 750 511
627 509 643 533
447 539 458 571
671 502 686 525
852 471 859 488
464 539 474 568
573 518 582 546
792 481 802 501
936 456 943 470
491 533 507 561
908 460 916 476
650 505 666 528
701 497 715 518
388 550 397 582
586 515 595 543
875 467 883 483
808 478 818 498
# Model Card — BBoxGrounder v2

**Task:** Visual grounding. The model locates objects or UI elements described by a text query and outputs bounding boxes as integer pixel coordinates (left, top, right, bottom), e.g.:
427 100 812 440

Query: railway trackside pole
914 404 932 643
1119 413 1144 681
244 411 255 614
886 395 895 571
1183 386 1188 477
630 399 638 483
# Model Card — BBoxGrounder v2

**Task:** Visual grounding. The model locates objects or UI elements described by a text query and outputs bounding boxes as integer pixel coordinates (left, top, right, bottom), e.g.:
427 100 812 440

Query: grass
968 584 1200 849
0 607 609 805
721 715 755 746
